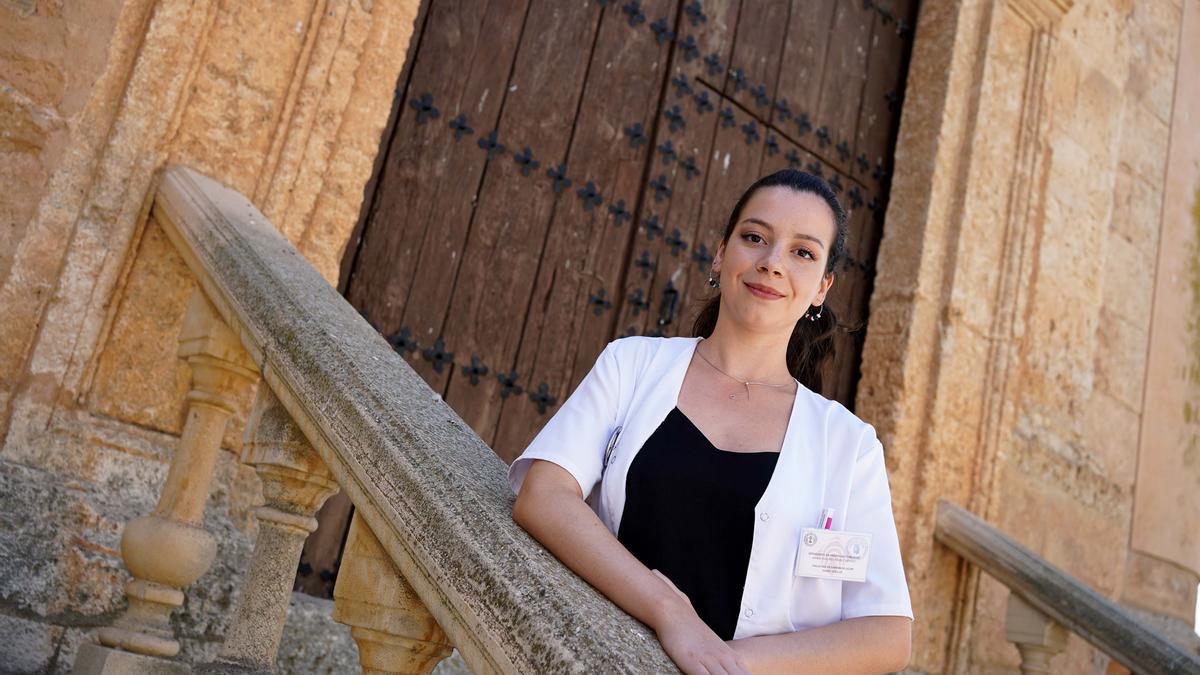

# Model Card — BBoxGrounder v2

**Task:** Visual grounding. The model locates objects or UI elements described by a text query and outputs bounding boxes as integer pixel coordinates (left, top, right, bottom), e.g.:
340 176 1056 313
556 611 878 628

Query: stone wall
857 0 1198 671
0 0 419 671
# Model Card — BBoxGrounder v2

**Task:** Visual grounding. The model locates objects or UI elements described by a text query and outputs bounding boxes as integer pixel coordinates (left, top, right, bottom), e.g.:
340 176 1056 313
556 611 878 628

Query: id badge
794 528 873 582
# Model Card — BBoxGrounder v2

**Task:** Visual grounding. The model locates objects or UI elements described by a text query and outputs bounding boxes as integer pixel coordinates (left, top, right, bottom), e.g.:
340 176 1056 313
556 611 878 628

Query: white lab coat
508 335 913 639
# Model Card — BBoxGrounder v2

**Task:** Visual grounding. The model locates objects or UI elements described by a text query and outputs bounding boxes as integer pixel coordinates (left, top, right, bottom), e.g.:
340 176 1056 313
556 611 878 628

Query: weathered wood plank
813 0 872 176
722 0 790 120
770 0 836 134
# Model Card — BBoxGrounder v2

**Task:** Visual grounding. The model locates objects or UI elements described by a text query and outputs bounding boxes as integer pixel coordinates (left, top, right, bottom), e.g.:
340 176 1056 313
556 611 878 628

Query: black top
617 406 780 640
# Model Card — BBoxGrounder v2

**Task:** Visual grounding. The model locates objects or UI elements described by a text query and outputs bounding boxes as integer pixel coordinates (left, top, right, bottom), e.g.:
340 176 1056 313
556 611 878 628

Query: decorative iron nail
681 155 701 180
497 370 523 399
646 327 665 338
815 126 831 147
878 7 894 24
764 134 779 156
318 569 335 582
868 196 882 212
806 161 824 178
704 52 723 77
774 98 793 121
297 562 313 576
649 174 672 202
629 288 650 316
461 354 489 385
529 382 558 414
692 90 714 115
386 326 418 355
448 114 474 140
422 337 455 374
862 0 874 9
657 280 679 327
650 17 675 44
856 152 870 174
679 35 700 62
663 105 686 133
477 131 506 159
718 106 736 128
622 325 639 338
514 146 540 176
408 93 440 124
684 0 707 27
795 112 813 135
785 149 802 168
622 0 646 26
643 214 665 240
547 164 572 193
836 140 851 161
885 90 902 112
740 119 760 145
848 186 864 209
671 73 692 98
657 139 678 164
589 287 614 316
691 243 713 270
359 307 378 331
635 249 657 277
897 19 911 39
577 181 603 210
624 121 648 148
608 199 632 226
872 160 888 183
829 174 843 193
728 67 747 93
665 228 688 257
750 83 770 108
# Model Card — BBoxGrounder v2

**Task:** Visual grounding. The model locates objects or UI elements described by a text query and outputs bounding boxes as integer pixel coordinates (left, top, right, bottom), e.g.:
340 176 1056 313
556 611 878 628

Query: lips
744 281 784 299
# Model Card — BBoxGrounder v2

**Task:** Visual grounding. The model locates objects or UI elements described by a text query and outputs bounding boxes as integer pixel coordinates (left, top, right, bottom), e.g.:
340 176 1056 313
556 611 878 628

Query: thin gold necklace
694 343 797 401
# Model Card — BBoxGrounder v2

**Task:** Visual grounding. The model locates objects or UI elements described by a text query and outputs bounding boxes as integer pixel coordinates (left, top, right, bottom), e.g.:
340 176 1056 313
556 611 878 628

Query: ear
813 272 834 306
712 239 725 271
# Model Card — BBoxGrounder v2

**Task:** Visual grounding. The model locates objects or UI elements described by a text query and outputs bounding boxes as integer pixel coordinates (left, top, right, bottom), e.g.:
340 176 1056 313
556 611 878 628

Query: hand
655 610 752 675
650 570 751 675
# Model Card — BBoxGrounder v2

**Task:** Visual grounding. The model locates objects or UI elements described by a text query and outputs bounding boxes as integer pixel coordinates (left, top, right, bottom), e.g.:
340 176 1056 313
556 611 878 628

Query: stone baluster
77 292 258 673
333 511 454 674
1005 592 1069 674
199 386 339 672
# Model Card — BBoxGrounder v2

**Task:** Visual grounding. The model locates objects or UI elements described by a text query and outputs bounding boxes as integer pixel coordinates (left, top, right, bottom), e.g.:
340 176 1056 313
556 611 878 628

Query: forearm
729 615 912 674
512 482 690 632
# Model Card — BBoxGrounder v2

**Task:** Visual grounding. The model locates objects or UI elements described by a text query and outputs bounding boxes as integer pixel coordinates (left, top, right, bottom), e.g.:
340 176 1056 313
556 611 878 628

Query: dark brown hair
691 169 848 391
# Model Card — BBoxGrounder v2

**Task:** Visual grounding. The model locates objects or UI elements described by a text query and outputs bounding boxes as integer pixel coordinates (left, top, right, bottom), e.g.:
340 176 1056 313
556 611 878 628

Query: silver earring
805 305 824 321
707 271 720 289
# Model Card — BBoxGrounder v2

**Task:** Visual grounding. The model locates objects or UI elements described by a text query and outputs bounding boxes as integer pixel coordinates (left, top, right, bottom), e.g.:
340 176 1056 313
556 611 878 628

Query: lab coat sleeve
507 340 621 500
840 426 914 620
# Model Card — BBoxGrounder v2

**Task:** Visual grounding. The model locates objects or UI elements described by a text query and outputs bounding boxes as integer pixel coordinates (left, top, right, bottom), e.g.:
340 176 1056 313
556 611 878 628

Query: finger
700 658 729 675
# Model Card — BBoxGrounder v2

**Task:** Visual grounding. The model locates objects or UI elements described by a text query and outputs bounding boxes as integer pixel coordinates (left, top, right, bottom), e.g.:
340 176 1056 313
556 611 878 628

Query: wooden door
298 0 918 596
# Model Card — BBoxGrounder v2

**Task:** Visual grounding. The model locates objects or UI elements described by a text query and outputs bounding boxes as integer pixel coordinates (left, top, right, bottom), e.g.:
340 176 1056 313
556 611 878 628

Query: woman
509 169 913 674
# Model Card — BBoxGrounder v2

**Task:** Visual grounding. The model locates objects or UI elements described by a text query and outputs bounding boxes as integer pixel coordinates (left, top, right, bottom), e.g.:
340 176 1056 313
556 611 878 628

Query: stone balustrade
934 499 1200 675
73 165 678 674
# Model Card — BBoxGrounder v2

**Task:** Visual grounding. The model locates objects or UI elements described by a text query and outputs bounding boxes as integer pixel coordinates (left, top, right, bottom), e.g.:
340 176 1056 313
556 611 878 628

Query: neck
699 320 794 385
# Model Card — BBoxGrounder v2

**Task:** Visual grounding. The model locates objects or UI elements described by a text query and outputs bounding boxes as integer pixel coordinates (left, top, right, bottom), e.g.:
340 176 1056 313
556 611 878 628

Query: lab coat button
759 512 769 521
744 608 755 618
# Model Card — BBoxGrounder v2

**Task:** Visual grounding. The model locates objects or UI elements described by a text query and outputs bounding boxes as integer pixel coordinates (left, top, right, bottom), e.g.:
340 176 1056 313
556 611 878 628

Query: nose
756 244 785 277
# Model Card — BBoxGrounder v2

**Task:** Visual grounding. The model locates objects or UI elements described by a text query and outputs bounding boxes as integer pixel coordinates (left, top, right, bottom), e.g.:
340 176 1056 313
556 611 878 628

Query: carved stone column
201 387 339 672
332 512 454 674
1005 593 1068 674
76 292 258 673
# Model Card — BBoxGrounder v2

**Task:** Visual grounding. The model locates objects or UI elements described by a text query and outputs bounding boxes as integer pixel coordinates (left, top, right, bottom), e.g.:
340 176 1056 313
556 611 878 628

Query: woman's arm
727 615 912 674
513 459 751 675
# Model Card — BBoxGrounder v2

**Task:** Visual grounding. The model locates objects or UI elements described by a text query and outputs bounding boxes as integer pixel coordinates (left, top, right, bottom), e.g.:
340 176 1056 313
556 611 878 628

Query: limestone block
1109 170 1165 262
1126 0 1182 124
1094 308 1150 411
1118 100 1170 183
1081 389 1141 490
1066 68 1122 161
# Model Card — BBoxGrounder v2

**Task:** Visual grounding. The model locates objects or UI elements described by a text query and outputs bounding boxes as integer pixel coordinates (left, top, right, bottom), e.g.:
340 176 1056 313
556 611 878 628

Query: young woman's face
712 186 837 334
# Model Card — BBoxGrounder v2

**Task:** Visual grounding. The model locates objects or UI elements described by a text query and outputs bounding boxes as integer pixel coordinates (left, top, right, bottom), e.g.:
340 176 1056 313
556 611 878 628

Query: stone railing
73 165 678 674
935 500 1200 675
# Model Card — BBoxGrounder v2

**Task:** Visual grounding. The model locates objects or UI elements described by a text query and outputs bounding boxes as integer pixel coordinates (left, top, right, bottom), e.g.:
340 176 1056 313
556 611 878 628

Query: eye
741 232 764 244
794 247 815 260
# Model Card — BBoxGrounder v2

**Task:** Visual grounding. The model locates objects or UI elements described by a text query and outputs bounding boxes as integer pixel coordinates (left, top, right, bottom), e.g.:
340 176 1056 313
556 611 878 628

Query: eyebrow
740 217 826 250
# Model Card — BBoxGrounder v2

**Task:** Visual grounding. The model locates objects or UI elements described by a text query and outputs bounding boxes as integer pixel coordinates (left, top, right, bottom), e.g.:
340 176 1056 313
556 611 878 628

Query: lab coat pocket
786 575 843 631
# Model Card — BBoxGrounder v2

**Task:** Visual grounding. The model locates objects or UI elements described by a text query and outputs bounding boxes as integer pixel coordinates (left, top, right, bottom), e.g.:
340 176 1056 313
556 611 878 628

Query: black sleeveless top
616 406 780 640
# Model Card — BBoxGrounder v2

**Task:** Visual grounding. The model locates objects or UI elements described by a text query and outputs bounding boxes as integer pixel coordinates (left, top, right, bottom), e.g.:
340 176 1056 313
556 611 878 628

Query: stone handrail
935 499 1200 675
77 164 677 673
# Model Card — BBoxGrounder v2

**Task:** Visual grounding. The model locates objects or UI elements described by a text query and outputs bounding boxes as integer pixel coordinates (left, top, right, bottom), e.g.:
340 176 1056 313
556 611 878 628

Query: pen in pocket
818 507 835 530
